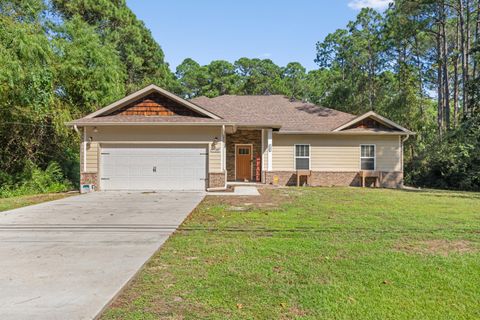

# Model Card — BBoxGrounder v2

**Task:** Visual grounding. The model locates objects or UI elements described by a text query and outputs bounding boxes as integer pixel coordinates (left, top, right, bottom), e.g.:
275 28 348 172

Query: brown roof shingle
191 95 356 132
69 95 358 133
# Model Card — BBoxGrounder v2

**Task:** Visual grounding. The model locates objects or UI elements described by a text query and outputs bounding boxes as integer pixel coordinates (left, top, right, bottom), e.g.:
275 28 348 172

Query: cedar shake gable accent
333 111 414 134
104 92 207 117
83 84 222 120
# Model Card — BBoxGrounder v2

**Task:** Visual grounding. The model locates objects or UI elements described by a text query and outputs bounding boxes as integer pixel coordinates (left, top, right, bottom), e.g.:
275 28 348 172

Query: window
360 145 375 170
295 145 310 170
238 147 250 155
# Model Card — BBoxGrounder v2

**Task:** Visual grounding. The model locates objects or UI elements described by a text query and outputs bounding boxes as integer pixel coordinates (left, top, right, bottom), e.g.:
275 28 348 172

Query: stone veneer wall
226 129 262 181
208 172 226 189
264 171 403 188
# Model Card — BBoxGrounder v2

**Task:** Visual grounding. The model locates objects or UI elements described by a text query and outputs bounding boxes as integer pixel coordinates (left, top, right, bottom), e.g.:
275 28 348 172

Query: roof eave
276 130 414 135
66 121 283 128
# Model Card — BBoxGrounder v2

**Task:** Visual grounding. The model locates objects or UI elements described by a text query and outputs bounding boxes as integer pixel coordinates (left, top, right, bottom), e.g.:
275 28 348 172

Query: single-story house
67 84 414 191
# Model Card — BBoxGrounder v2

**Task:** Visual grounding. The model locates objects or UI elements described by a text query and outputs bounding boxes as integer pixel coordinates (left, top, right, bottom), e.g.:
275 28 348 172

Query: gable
333 111 413 134
83 84 221 119
102 92 207 117
345 117 399 131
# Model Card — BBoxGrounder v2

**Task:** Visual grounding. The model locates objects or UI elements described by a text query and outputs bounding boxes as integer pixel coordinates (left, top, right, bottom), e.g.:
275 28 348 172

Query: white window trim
360 144 376 171
294 144 311 170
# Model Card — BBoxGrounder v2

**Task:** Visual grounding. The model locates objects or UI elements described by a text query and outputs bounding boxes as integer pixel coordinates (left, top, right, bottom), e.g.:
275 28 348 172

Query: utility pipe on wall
83 127 87 173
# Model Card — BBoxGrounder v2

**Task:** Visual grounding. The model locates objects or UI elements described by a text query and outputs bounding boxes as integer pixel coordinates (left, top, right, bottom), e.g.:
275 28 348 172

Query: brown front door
236 145 252 181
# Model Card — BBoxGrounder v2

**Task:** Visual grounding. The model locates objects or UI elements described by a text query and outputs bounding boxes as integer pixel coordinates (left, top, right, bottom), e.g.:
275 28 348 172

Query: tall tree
51 0 176 93
176 58 208 98
282 62 307 99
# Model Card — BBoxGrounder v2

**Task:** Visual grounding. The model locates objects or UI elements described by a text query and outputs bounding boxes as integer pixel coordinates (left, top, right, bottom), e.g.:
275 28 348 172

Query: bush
407 116 480 191
0 162 73 198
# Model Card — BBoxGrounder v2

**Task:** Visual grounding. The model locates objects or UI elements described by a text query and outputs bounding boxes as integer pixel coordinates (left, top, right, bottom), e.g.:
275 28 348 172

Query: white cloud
348 0 392 10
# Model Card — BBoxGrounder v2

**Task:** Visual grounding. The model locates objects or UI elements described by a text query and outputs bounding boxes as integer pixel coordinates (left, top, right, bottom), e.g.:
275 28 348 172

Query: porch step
227 182 264 186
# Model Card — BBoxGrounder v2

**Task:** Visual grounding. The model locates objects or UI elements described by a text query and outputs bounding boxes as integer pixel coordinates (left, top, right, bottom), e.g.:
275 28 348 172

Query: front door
235 145 252 181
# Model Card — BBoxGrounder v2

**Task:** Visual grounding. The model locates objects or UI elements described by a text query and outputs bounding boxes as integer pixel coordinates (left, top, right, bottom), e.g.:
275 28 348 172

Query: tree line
175 0 480 190
1 0 479 193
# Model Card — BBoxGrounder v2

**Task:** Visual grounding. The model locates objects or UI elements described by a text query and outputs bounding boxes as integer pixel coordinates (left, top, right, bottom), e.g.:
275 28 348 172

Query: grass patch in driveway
0 192 75 212
102 187 480 320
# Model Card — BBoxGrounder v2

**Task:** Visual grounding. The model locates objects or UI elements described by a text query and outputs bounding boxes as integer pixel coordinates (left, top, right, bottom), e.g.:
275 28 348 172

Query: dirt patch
395 239 477 256
203 187 295 210
278 305 309 319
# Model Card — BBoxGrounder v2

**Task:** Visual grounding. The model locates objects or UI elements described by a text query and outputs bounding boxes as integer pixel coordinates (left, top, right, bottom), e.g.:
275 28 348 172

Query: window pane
296 145 309 157
361 158 375 170
368 145 374 157
295 145 301 156
361 145 375 158
239 148 250 155
296 158 309 170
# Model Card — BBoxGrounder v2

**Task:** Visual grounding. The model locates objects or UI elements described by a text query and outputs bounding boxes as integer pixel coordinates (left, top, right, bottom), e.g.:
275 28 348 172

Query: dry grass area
0 192 75 212
204 187 294 209
395 239 478 256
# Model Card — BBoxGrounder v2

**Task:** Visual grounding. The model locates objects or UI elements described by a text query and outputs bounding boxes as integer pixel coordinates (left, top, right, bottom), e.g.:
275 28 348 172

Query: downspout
83 127 87 173
221 125 227 189
401 135 410 184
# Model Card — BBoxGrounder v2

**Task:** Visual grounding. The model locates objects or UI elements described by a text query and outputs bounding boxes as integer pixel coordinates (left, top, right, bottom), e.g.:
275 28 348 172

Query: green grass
0 192 73 212
102 187 480 320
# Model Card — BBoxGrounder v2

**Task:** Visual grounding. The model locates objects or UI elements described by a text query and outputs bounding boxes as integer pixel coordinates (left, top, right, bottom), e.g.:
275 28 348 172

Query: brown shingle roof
191 95 356 133
69 95 358 133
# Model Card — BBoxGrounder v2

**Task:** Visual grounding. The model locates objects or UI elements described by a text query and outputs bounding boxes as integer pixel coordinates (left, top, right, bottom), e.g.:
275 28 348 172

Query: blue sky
126 0 391 71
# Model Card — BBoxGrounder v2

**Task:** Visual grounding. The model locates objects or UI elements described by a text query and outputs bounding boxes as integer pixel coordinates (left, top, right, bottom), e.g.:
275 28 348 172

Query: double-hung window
360 145 375 170
295 145 310 170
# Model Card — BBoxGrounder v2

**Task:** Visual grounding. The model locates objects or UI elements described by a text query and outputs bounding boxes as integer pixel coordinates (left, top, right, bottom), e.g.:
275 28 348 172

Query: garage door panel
100 145 207 191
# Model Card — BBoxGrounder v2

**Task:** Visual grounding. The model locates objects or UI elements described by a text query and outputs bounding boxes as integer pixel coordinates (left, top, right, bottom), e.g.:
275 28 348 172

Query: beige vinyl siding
373 137 401 171
209 142 223 173
86 142 98 172
83 125 222 173
272 143 295 170
272 134 401 172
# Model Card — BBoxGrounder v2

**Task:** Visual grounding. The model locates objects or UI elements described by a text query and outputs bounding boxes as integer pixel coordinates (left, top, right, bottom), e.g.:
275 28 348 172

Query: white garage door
100 145 207 191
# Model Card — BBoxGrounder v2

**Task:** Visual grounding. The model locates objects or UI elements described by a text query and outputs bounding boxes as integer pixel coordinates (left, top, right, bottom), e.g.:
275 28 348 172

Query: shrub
407 116 480 191
0 162 73 198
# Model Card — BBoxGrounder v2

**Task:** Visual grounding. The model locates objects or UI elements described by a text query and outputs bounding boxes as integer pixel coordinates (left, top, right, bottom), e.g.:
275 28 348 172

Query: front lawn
103 187 480 320
0 193 74 212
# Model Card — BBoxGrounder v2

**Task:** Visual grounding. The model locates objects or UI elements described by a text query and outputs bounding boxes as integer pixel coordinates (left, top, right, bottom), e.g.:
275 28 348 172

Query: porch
225 128 268 183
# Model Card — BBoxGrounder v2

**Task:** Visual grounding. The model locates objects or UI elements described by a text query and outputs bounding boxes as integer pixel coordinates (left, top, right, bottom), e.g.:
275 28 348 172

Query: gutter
65 121 282 129
275 131 416 136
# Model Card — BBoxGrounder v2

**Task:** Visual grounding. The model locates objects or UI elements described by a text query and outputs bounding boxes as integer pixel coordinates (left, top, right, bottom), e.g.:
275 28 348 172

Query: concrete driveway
0 191 204 320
